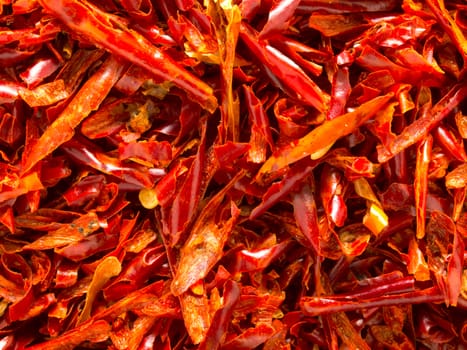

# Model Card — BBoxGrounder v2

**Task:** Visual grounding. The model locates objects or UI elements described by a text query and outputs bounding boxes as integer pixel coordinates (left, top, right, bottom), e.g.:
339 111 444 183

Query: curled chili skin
1 1 467 349
37 0 218 113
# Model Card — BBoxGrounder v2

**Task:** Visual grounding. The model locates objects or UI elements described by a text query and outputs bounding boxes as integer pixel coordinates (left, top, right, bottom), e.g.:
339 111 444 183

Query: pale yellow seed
139 187 159 209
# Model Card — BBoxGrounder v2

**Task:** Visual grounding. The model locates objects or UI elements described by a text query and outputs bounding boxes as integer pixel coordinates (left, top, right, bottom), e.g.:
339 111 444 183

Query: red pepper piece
1 253 34 322
356 45 444 87
378 84 467 162
213 142 250 171
40 157 72 187
425 0 467 64
118 140 172 167
0 171 43 205
55 231 119 262
233 240 291 273
19 79 69 107
414 135 432 239
292 182 320 252
168 123 210 246
433 123 467 162
198 280 240 350
240 22 330 113
0 20 61 47
0 106 23 146
38 0 218 112
447 224 464 306
133 23 177 47
270 35 325 77
222 323 276 350
455 111 467 138
370 325 413 349
63 175 105 207
0 80 23 104
19 55 60 88
103 245 166 301
171 174 242 296
415 306 459 344
258 93 393 180
54 260 79 289
250 159 315 220
426 211 463 306
23 212 100 251
0 46 38 65
407 237 431 281
139 157 190 210
273 98 309 140
309 13 370 37
326 312 370 350
0 206 15 233
301 286 444 316
178 285 211 344
325 149 379 180
11 0 41 14
25 320 112 350
260 0 301 38
61 138 164 188
120 0 154 20
175 0 194 11
21 55 126 174
140 292 181 319
297 0 399 13
244 84 274 163
327 67 351 120
80 97 138 139
446 163 467 221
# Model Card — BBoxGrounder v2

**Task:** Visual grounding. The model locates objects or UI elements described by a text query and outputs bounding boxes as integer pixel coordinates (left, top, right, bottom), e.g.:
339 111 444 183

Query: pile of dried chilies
0 0 466 348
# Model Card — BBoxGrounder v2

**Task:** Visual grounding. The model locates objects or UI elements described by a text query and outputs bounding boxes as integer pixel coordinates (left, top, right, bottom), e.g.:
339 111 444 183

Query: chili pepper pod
378 84 467 163
320 164 348 228
297 0 399 13
37 0 218 113
258 93 393 180
414 135 433 239
446 163 467 221
3 0 467 348
433 123 467 162
21 55 127 174
239 21 330 113
103 245 167 301
61 138 165 188
138 160 189 210
301 286 444 316
243 84 274 164
292 180 320 252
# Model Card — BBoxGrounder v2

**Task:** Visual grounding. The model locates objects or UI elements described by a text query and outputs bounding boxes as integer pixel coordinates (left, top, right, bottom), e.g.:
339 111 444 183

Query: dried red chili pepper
258 93 393 179
21 55 126 173
37 0 218 112
414 135 432 239
1 1 466 349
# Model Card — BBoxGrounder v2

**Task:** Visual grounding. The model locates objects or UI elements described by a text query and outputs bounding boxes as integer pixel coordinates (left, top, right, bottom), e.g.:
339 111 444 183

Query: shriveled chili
0 0 466 349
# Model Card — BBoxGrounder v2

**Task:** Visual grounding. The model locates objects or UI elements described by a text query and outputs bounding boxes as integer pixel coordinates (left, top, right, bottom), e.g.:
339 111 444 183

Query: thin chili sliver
0 1 466 349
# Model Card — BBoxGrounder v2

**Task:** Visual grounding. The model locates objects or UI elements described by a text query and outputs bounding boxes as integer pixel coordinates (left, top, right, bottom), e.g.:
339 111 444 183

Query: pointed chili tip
205 95 218 114
249 207 261 221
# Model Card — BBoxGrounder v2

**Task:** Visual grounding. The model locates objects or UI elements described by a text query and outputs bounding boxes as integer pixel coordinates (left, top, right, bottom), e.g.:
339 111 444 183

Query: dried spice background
0 0 467 349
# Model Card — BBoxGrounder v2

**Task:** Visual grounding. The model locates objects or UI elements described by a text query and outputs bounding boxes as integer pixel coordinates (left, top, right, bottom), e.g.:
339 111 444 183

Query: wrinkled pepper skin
0 0 465 349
